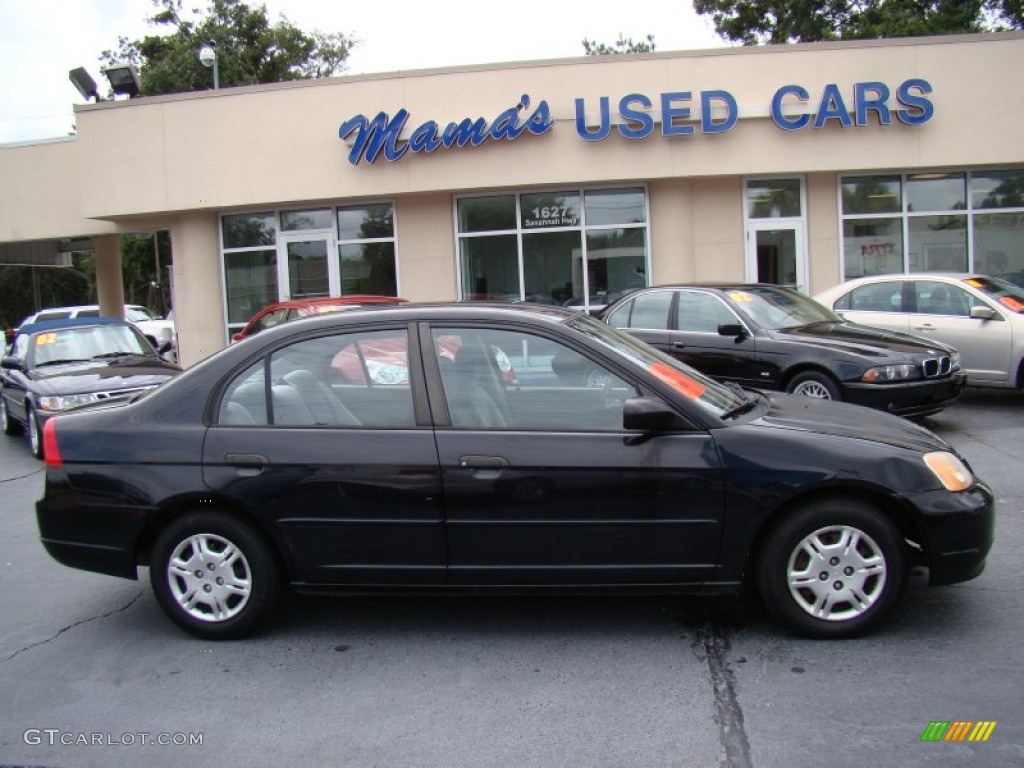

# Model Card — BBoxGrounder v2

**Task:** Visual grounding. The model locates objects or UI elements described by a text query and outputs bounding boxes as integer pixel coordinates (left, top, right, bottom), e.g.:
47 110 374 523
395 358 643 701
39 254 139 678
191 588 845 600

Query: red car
232 296 407 342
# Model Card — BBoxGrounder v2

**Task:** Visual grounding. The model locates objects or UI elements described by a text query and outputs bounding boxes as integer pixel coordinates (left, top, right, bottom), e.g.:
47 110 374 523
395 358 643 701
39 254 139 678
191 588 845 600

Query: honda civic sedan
600 284 965 417
35 304 993 640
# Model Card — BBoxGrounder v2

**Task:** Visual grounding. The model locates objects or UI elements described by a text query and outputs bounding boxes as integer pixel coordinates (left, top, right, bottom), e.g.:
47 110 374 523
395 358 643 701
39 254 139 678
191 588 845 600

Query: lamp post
198 45 219 89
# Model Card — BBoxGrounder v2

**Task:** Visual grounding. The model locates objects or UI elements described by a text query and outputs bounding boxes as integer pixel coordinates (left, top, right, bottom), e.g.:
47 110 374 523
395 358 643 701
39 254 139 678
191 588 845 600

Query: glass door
748 224 805 291
278 232 336 300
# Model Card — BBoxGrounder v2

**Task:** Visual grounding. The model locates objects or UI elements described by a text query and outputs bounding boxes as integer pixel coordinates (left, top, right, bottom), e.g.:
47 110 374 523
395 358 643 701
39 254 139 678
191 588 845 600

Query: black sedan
1 317 180 458
600 284 966 417
35 304 993 640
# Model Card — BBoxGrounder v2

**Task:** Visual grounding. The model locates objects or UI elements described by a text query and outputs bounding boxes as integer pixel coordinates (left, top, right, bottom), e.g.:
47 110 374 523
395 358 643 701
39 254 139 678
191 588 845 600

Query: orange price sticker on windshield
36 333 58 346
998 295 1024 312
964 278 985 289
648 361 706 400
727 291 753 303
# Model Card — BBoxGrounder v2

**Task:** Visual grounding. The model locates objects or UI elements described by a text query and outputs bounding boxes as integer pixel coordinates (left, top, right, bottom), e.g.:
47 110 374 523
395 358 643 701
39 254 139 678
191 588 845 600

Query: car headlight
861 364 921 383
923 451 973 492
37 393 101 412
950 351 962 372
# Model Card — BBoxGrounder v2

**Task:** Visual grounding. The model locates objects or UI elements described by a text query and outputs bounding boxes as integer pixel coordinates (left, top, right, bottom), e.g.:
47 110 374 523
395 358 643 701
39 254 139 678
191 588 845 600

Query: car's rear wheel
26 405 43 458
150 512 279 640
787 371 841 400
758 500 908 638
1 397 22 436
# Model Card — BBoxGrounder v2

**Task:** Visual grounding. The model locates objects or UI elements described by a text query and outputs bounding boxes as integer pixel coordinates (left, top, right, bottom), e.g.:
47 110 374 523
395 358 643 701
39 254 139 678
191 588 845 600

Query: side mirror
1 355 24 371
970 305 997 321
718 323 747 339
623 397 681 433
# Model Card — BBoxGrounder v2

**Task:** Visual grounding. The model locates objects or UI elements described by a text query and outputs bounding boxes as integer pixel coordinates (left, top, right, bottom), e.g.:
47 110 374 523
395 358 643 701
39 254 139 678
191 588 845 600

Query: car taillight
43 419 63 468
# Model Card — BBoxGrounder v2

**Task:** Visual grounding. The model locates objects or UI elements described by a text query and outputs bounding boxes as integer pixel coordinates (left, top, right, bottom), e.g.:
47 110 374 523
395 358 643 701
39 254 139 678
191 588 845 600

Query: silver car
815 273 1024 388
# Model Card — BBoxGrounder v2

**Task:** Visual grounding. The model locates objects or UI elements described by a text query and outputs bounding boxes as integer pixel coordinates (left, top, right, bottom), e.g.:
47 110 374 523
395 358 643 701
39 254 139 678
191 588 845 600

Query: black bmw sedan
600 284 965 417
35 304 993 640
1 317 181 458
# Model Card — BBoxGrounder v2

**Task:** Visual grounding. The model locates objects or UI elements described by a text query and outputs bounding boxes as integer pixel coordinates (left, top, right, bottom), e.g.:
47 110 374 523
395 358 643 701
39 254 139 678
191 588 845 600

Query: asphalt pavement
0 387 1021 768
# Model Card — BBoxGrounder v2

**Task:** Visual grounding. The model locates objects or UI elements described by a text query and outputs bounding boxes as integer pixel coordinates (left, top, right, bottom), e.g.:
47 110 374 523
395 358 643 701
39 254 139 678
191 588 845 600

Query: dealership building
1 32 1022 367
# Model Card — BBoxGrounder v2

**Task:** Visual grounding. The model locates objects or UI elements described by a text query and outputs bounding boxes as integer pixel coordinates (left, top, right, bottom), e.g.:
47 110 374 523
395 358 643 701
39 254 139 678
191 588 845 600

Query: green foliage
0 233 172 330
100 0 356 96
692 0 1022 44
582 34 657 55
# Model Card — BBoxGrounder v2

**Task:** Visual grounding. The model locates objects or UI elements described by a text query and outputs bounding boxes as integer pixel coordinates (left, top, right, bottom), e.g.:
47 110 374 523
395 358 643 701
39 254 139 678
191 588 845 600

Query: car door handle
913 324 936 331
672 341 686 349
459 455 510 469
224 453 269 468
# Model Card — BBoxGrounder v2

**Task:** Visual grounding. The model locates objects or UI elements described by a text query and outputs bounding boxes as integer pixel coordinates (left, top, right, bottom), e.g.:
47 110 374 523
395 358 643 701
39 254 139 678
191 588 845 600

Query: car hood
27 357 180 395
751 391 951 453
767 321 955 358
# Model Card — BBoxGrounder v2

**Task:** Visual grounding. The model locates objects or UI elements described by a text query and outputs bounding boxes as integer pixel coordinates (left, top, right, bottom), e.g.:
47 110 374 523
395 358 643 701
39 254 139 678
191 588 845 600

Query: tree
582 34 657 55
100 0 357 96
692 0 1022 44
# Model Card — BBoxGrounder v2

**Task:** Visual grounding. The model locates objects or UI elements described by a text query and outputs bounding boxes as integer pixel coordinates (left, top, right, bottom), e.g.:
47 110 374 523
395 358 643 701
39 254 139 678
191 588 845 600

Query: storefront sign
338 79 933 165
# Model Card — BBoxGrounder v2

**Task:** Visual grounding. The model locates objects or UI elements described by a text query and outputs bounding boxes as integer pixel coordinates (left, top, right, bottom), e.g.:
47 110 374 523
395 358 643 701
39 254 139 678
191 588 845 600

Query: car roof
251 301 581 337
262 295 408 311
18 317 132 336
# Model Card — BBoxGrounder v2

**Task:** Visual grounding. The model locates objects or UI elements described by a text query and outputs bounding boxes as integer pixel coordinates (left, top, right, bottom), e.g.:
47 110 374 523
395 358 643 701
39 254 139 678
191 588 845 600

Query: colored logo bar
921 721 997 742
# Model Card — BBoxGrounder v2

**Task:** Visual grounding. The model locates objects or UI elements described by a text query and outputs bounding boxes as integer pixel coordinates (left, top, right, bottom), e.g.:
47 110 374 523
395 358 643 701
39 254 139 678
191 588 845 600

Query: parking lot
0 387 1021 768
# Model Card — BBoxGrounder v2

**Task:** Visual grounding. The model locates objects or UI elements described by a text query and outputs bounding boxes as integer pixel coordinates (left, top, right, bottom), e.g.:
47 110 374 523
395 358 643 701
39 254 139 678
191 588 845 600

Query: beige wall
394 194 458 301
806 173 842 294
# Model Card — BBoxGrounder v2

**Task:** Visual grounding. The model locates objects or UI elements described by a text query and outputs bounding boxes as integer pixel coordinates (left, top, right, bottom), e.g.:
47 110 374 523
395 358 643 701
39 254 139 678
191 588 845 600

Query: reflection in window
842 218 904 279
281 209 332 231
340 242 397 295
222 213 276 248
457 187 650 311
841 176 901 215
971 170 1024 210
840 169 1024 278
224 250 278 324
907 173 966 213
908 215 967 272
460 234 519 301
746 179 802 218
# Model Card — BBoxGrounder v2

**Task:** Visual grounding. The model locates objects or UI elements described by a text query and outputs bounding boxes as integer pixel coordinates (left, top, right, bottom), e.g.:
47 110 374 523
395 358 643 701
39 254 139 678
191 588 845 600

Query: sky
0 0 725 144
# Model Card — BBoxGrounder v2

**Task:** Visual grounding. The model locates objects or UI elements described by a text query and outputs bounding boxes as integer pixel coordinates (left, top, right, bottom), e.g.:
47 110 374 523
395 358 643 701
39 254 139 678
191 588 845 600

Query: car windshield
725 286 840 329
126 307 160 321
962 276 1024 313
565 313 750 419
30 325 151 367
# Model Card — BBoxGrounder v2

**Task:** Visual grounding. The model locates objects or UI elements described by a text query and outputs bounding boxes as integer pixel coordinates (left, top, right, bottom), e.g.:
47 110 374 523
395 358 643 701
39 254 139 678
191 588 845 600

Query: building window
221 204 398 340
456 187 649 312
840 169 1024 280
337 204 398 295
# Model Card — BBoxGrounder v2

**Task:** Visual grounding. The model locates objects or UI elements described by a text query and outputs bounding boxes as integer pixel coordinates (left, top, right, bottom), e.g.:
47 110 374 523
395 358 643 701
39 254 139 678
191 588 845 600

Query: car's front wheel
786 371 841 400
758 500 908 638
1 397 22 436
26 405 43 458
150 512 279 640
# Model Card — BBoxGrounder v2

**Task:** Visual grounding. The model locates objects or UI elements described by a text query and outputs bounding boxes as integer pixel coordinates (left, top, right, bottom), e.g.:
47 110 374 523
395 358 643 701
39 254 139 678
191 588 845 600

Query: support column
168 212 226 368
93 234 125 318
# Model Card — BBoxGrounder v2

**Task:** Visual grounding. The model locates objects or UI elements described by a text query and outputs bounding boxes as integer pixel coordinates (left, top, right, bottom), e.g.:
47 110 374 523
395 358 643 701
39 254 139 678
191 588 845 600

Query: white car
18 304 176 356
815 273 1024 389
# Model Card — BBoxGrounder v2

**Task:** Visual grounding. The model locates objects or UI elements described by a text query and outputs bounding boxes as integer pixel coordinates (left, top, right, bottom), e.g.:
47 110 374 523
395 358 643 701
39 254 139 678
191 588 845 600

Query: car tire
1 397 22 436
26 405 43 458
150 512 280 640
786 371 841 401
757 500 908 639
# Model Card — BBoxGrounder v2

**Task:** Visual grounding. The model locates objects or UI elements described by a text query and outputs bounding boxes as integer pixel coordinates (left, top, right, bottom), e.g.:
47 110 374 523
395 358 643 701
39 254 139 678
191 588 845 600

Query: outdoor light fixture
102 63 142 98
198 44 219 89
68 67 101 102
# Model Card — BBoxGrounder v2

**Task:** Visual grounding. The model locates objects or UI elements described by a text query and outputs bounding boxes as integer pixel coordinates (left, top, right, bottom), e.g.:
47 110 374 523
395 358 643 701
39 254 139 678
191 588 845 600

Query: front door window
744 178 807 292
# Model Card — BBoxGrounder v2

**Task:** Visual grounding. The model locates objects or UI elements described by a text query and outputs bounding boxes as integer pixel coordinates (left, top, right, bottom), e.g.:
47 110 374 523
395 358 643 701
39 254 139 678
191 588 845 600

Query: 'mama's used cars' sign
337 79 933 165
